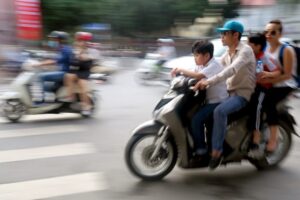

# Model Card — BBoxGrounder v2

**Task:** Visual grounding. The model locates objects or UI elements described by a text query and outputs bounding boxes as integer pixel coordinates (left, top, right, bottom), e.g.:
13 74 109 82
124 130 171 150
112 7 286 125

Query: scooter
125 75 298 181
0 59 98 122
134 53 172 87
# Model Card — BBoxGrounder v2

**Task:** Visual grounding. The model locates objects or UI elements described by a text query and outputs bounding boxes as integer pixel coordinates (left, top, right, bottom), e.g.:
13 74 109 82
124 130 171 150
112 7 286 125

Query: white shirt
195 57 228 104
266 43 297 88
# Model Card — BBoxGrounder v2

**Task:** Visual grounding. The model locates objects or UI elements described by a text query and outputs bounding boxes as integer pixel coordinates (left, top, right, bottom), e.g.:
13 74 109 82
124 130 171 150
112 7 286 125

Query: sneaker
248 143 264 159
58 96 75 102
81 109 92 116
208 156 223 170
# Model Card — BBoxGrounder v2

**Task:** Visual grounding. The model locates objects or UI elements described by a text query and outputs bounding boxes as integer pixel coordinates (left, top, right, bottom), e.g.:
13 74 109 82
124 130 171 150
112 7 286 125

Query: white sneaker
248 148 264 159
81 109 92 116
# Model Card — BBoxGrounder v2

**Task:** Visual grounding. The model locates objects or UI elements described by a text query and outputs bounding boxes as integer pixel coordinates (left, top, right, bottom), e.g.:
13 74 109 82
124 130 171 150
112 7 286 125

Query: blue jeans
191 103 219 152
39 71 65 91
212 96 248 152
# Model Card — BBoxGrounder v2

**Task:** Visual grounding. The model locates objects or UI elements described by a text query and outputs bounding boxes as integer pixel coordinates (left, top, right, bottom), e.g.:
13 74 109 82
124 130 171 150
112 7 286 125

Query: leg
39 72 65 101
191 103 219 155
211 96 248 157
40 71 65 91
209 96 247 169
246 88 266 158
77 79 91 111
263 87 293 152
252 91 265 145
64 73 78 100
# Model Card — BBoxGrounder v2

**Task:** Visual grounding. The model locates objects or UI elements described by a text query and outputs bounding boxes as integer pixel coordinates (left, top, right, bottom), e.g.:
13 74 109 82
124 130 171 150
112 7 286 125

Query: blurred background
1 1 300 200
0 0 300 81
1 0 300 82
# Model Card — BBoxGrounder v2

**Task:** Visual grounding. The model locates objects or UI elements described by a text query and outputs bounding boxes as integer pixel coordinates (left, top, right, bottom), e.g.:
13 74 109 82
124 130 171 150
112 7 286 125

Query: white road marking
0 143 97 163
0 172 107 200
0 113 82 123
0 125 86 139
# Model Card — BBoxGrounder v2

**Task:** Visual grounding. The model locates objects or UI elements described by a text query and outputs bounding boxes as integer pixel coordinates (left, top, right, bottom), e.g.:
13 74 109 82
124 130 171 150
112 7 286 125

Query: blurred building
237 0 300 41
0 0 42 45
0 0 16 44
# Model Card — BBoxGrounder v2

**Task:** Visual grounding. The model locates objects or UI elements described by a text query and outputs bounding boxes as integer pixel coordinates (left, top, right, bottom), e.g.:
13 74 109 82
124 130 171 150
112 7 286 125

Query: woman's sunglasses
264 30 277 36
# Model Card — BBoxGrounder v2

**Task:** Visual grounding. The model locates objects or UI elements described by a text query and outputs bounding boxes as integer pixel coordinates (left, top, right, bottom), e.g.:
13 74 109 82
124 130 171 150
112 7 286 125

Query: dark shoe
208 156 223 170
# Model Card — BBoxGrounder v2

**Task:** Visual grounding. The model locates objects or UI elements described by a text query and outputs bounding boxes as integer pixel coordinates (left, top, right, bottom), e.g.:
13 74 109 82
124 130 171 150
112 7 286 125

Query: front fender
131 120 164 135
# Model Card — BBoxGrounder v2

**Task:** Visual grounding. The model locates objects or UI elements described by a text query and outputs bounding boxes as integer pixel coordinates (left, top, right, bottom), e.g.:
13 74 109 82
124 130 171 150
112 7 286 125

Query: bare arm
38 59 56 66
207 46 254 86
268 47 294 83
171 67 205 80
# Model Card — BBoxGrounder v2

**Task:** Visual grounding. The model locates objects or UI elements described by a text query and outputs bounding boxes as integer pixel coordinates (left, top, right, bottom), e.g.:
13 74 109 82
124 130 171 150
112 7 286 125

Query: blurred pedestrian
155 38 177 67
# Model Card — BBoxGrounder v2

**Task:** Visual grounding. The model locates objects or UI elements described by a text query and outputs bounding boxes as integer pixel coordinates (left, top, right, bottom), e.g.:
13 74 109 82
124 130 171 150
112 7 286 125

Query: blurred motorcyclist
36 31 73 101
65 31 97 115
155 38 177 68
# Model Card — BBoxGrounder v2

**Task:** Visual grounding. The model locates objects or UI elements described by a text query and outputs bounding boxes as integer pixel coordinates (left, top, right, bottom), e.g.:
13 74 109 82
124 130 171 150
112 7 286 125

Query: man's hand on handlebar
193 79 208 91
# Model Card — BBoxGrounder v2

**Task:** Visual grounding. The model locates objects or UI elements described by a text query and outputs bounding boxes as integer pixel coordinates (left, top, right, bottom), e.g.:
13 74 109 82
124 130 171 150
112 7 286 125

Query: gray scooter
125 76 298 181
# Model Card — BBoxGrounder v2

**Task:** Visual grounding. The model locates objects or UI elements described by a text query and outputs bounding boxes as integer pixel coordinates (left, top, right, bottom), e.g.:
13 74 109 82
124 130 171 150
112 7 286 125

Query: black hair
269 19 283 33
192 40 214 58
237 32 242 40
248 32 267 51
230 31 242 40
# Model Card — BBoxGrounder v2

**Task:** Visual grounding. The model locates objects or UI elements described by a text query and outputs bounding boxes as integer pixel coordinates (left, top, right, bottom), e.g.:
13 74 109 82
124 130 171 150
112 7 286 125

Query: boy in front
171 40 228 157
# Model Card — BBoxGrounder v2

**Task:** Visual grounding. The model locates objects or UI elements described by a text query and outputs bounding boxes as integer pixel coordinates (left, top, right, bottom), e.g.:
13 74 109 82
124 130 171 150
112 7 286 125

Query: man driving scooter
194 21 256 170
36 31 73 102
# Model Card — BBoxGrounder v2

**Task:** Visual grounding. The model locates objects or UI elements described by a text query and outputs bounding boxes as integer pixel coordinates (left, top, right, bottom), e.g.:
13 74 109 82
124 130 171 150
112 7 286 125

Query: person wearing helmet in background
36 31 73 102
65 32 97 115
155 38 177 68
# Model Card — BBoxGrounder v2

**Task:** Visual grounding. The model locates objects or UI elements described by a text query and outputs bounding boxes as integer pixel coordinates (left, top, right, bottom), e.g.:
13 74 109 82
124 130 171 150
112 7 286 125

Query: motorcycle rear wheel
125 133 177 181
249 122 292 170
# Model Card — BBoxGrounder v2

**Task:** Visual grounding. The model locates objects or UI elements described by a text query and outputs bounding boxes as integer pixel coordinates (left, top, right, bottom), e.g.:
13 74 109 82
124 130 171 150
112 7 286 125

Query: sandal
265 140 278 154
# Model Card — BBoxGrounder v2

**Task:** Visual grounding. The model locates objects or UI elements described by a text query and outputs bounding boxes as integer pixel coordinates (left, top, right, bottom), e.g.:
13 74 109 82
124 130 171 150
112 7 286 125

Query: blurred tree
41 0 240 37
277 0 300 3
41 0 102 34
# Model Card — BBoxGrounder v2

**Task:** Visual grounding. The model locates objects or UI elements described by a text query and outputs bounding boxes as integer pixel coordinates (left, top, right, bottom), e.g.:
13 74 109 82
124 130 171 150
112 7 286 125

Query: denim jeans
39 71 65 91
212 96 248 152
191 103 219 151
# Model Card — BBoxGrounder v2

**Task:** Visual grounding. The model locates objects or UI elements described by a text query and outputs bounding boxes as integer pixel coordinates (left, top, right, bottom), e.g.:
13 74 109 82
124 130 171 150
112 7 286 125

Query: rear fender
279 111 299 137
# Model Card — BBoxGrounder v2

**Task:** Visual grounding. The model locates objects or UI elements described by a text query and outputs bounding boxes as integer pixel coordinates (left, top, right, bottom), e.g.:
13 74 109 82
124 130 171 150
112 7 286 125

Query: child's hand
171 67 180 77
257 71 270 80
193 79 208 91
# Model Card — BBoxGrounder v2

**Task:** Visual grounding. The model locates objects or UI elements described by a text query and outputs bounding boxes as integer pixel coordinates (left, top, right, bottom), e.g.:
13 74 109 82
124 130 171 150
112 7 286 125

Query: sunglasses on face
264 30 277 36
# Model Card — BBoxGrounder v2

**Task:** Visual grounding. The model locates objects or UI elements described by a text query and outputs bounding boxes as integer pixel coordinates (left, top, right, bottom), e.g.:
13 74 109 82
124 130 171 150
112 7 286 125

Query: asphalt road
0 67 300 200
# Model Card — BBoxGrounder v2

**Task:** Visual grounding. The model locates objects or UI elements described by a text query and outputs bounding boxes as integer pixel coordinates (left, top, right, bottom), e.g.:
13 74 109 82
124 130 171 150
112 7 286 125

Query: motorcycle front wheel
2 99 26 123
125 132 177 181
